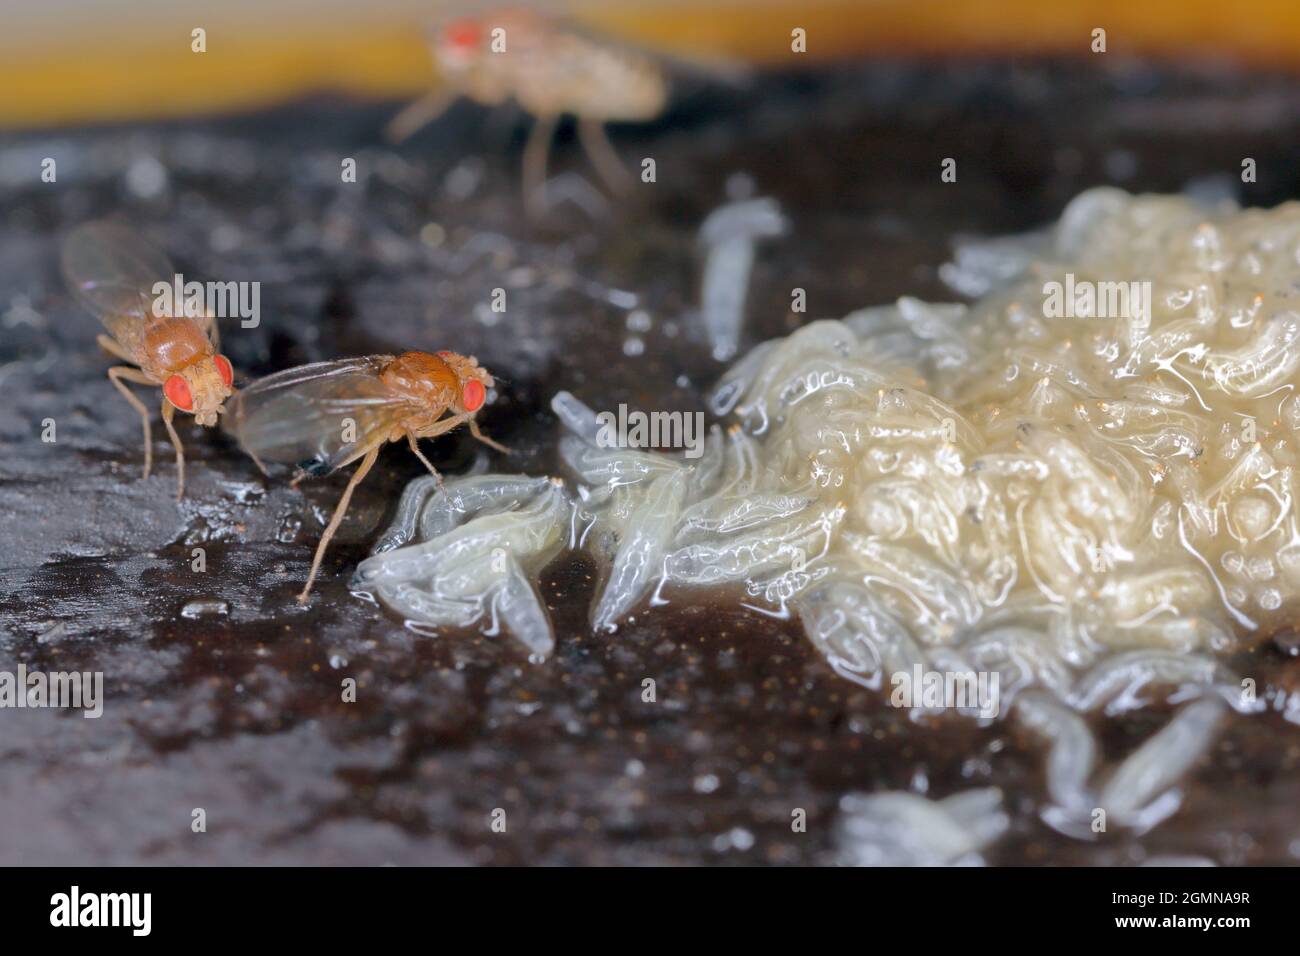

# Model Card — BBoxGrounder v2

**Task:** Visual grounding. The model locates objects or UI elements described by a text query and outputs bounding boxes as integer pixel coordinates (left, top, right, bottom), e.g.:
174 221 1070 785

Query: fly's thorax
441 57 502 104
380 350 495 426
392 407 449 439
462 68 514 107
502 30 666 121
143 316 212 373
380 351 460 408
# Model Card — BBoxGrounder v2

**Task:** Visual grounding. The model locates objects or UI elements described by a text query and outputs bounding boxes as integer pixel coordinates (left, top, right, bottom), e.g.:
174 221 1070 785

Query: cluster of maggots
62 222 508 603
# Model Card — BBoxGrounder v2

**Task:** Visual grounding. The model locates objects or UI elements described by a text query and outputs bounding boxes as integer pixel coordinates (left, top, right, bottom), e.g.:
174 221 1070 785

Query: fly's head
433 16 487 79
164 354 234 426
436 350 494 416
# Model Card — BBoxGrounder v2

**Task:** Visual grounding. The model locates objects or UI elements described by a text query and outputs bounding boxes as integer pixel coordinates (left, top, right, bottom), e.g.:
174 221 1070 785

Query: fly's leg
246 448 270 478
414 412 471 442
97 333 133 362
161 399 186 501
577 117 632 196
483 101 525 151
522 113 559 218
298 445 381 604
406 412 509 479
106 365 156 480
411 413 510 455
405 432 447 494
385 88 456 143
469 419 512 455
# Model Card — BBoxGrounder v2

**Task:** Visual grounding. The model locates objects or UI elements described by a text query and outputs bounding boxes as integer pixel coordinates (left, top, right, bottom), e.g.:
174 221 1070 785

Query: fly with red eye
384 8 681 217
224 350 511 603
61 222 237 500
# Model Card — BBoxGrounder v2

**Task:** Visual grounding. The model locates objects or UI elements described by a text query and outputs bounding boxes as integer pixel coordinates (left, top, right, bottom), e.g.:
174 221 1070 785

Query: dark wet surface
2 60 1300 864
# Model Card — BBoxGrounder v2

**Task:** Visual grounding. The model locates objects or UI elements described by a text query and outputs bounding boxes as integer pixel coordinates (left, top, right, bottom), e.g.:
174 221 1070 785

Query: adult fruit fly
386 7 669 216
223 350 508 603
61 222 235 500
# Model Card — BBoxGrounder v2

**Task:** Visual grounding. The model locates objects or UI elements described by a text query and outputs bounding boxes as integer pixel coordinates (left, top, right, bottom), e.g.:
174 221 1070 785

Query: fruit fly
223 350 509 603
61 222 234 500
386 7 669 215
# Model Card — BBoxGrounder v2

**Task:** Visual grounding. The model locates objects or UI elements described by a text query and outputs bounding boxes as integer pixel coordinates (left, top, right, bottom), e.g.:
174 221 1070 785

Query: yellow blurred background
4 0 1300 129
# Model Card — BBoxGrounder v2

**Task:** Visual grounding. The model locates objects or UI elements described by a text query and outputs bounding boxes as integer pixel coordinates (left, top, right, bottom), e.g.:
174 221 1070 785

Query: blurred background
5 0 1300 129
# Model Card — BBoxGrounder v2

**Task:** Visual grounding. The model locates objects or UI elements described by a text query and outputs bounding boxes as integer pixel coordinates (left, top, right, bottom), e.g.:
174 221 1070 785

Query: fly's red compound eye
164 375 193 411
462 379 486 412
444 18 481 51
214 354 234 388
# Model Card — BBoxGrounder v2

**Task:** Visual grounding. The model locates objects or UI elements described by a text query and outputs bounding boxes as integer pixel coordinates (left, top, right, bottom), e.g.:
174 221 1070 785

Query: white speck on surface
125 155 168 199
626 310 652 333
693 773 720 794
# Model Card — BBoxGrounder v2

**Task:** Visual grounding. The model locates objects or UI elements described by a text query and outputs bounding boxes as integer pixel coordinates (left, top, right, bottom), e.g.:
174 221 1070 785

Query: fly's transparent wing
564 17 753 87
61 222 176 355
223 356 412 475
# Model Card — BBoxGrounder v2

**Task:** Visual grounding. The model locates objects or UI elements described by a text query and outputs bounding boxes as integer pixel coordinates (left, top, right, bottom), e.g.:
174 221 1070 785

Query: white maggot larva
353 474 573 658
1013 691 1098 813
1098 696 1228 824
698 197 788 362
835 788 1009 867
